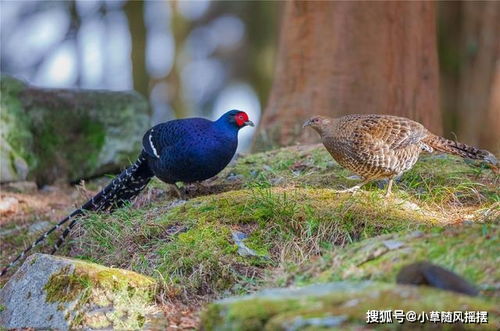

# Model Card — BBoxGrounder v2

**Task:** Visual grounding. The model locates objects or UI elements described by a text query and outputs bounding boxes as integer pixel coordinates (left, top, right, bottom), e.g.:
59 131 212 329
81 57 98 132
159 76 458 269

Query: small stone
2 181 38 193
226 174 244 182
382 240 404 250
270 177 285 185
408 231 424 239
28 221 51 235
40 185 58 193
232 231 261 257
0 196 19 214
285 315 348 330
326 161 336 168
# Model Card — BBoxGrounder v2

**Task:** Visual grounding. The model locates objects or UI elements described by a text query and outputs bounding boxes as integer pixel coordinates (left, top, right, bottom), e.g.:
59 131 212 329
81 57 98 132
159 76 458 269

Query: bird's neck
213 119 238 135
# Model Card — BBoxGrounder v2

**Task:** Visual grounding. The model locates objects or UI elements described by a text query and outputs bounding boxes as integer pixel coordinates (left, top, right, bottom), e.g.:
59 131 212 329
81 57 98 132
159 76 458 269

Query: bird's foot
170 184 185 199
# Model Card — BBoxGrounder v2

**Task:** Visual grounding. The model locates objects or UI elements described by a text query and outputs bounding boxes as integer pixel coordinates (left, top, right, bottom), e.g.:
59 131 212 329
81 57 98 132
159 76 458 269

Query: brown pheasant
303 114 498 196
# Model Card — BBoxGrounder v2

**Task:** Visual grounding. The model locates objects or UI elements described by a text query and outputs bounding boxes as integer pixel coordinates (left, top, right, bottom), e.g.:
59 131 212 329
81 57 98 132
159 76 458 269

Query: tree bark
484 59 500 154
455 1 500 154
255 1 441 150
124 0 149 101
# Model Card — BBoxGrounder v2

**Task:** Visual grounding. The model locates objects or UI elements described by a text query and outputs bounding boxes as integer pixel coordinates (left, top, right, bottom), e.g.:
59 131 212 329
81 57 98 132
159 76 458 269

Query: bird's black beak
302 119 312 128
244 120 255 127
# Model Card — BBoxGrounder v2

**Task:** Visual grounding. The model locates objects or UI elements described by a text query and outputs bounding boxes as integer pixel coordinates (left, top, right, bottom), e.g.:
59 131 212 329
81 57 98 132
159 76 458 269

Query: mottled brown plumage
303 114 498 195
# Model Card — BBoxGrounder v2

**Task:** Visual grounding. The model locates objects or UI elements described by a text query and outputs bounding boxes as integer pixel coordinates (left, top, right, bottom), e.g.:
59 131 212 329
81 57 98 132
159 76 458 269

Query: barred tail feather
1 152 153 277
424 134 498 166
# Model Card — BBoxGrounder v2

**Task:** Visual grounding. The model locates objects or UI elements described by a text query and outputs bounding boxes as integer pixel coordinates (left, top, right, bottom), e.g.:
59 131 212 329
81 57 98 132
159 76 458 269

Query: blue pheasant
1 110 254 276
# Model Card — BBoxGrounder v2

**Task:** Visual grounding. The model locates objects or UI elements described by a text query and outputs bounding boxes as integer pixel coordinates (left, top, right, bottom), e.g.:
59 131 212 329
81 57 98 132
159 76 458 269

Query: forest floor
1 144 499 329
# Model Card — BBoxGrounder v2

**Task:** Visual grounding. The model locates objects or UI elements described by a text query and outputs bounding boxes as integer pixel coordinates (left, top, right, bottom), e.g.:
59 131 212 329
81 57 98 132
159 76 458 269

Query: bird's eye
239 115 243 119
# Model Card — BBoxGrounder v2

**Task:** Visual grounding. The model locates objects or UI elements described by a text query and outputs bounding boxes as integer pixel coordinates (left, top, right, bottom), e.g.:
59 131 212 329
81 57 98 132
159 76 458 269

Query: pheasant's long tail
1 151 154 277
423 134 498 166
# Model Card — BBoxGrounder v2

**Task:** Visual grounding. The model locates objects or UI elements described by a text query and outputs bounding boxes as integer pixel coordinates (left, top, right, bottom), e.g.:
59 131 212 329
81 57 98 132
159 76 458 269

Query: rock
225 173 244 182
270 176 284 185
0 196 19 214
0 254 159 330
0 74 150 185
0 136 29 182
382 240 404 250
2 181 38 193
201 281 498 330
28 221 51 235
231 231 260 257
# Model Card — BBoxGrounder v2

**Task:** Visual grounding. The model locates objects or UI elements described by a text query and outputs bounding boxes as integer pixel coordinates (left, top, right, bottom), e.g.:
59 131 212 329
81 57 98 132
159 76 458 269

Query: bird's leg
185 181 204 194
385 178 394 197
334 179 370 194
170 183 185 199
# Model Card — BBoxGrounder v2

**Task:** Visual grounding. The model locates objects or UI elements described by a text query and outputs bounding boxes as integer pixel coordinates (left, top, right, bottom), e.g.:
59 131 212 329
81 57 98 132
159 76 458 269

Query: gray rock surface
0 74 150 184
0 253 158 330
201 281 497 330
1 181 38 193
231 231 260 257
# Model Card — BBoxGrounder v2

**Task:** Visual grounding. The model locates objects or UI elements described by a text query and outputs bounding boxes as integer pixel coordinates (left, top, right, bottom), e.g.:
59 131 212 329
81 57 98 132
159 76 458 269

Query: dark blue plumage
1 110 253 276
143 110 252 184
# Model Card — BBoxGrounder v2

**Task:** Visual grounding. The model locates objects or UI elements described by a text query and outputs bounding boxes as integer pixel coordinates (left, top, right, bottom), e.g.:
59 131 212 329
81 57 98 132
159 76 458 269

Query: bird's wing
142 127 161 158
352 115 429 151
142 120 187 159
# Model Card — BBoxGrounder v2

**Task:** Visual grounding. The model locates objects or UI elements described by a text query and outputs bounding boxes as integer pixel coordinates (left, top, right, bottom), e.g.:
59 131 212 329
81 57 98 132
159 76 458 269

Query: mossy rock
201 281 499 330
277 223 499 293
0 74 150 185
0 253 159 330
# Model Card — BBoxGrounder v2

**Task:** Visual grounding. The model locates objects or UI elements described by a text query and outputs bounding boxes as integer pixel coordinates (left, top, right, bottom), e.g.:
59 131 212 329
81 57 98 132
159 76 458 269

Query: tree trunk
124 0 149 101
455 1 500 154
484 59 500 154
255 1 441 150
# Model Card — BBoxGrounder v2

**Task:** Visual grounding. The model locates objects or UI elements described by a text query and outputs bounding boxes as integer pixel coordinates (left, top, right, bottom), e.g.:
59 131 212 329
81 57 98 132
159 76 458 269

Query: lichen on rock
201 281 499 330
0 74 150 185
0 253 159 330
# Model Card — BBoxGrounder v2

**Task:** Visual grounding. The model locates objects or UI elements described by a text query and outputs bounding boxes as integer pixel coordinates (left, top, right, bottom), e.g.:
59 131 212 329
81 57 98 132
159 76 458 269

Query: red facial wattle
235 112 250 127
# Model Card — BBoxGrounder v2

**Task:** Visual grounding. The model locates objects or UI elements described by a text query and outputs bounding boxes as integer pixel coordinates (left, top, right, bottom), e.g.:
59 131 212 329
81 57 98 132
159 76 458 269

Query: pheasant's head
302 115 332 134
219 109 255 130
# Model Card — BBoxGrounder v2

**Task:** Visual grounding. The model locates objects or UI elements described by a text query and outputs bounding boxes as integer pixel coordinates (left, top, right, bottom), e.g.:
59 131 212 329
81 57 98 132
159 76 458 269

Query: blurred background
1 0 498 154
0 0 279 152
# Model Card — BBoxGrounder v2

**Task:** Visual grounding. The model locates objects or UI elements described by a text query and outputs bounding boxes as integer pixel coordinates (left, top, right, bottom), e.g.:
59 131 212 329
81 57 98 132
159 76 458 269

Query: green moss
3 144 496 316
202 282 498 330
0 75 34 169
155 221 240 294
31 106 107 184
0 75 150 184
41 257 156 329
68 185 442 297
280 223 499 291
44 266 92 303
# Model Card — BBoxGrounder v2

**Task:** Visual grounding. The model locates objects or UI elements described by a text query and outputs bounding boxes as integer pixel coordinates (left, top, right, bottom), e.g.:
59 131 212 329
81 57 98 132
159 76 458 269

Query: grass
272 223 499 292
59 184 478 298
1 145 498 301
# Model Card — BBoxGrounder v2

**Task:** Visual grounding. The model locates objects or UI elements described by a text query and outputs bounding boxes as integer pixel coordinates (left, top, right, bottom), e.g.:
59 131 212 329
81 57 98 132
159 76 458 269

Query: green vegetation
273 223 499 291
1 145 498 321
0 75 150 185
63 186 442 296
49 146 497 298
42 257 156 329
202 282 498 330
